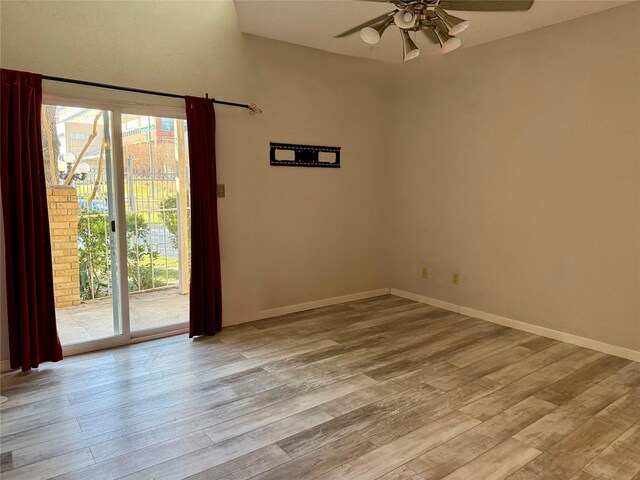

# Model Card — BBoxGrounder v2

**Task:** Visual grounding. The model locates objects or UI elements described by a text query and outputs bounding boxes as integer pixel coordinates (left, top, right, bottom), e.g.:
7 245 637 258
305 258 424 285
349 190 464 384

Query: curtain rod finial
248 103 263 115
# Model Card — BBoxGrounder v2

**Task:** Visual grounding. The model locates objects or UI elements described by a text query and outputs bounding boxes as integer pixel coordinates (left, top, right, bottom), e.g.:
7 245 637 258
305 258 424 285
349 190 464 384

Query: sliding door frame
44 94 189 357
111 105 129 340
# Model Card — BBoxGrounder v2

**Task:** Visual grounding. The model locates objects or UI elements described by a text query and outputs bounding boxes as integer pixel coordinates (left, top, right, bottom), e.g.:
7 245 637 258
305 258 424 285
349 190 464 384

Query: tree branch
42 105 58 183
64 112 101 186
85 140 106 209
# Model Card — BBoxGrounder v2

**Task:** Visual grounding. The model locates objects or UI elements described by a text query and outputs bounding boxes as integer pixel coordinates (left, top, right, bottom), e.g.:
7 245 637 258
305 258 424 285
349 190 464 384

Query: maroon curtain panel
185 96 222 336
0 68 63 370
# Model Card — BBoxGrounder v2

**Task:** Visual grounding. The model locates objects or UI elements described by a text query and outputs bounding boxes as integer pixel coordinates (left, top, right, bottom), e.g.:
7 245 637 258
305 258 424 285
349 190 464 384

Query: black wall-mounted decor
270 142 340 168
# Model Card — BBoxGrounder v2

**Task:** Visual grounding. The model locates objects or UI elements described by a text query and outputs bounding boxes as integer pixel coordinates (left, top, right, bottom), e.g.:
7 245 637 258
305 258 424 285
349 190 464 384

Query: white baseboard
389 288 459 313
390 288 640 363
6 286 633 371
248 288 391 322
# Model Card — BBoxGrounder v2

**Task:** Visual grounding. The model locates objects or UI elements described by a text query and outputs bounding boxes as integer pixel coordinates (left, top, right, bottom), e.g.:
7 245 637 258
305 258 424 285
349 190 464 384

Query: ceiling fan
335 0 534 61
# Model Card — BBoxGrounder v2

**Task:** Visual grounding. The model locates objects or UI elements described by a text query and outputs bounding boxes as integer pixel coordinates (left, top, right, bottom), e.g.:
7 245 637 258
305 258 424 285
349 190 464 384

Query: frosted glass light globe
405 48 420 61
449 20 470 36
441 37 461 54
394 10 416 29
360 26 381 45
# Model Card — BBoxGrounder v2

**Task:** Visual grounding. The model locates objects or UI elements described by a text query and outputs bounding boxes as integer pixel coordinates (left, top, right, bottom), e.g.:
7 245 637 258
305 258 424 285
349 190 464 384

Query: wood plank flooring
1 295 638 479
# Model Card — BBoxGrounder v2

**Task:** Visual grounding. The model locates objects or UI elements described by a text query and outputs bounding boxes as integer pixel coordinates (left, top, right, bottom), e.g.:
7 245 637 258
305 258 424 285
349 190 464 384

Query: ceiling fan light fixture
431 23 462 54
433 7 470 36
400 29 420 61
394 9 417 29
441 36 462 53
448 19 470 36
360 17 392 44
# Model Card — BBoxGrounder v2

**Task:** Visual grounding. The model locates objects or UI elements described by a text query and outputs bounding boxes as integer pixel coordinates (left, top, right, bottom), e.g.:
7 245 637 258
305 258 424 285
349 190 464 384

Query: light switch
217 184 225 198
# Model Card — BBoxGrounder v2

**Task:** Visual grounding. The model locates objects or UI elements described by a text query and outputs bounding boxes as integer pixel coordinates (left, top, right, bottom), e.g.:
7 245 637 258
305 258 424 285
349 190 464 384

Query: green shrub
125 213 159 292
77 211 160 300
159 195 190 250
78 213 111 299
159 195 179 249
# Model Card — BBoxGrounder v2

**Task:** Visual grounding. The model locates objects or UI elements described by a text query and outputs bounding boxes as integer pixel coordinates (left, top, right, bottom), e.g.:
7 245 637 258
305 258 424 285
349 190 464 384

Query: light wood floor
1 295 638 480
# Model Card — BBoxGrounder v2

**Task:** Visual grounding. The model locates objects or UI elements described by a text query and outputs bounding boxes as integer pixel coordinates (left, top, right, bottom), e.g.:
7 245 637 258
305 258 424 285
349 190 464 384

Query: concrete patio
56 287 188 345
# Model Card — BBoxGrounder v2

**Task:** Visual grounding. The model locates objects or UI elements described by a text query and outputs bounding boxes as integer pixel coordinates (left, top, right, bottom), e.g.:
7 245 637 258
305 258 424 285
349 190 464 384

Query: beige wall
386 2 640 350
0 0 390 362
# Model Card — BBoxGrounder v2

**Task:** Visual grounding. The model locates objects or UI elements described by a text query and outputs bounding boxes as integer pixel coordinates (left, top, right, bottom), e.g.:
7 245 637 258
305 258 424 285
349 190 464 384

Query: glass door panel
41 105 121 345
121 114 190 332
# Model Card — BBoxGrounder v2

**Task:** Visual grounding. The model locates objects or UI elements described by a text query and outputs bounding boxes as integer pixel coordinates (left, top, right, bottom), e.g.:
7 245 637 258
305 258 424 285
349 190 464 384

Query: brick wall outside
47 186 81 308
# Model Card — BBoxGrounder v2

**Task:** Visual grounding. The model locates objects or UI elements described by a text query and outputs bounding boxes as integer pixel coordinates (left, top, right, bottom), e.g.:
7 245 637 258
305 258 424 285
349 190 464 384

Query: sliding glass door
41 100 189 349
42 105 122 345
121 114 190 333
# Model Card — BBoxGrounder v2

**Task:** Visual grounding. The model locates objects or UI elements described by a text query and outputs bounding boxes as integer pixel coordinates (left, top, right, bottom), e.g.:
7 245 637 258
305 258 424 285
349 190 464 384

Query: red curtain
185 96 222 336
0 68 63 370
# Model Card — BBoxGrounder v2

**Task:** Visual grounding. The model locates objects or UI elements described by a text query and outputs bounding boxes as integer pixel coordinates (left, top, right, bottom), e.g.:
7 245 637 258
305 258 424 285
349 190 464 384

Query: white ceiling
235 0 633 63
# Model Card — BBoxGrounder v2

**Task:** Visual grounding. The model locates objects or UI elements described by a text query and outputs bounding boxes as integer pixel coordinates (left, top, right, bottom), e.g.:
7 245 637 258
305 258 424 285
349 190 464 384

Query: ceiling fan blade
334 11 396 38
437 0 534 11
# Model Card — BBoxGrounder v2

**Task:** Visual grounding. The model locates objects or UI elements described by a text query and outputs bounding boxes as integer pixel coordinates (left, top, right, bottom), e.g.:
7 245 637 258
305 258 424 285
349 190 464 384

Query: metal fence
74 170 189 300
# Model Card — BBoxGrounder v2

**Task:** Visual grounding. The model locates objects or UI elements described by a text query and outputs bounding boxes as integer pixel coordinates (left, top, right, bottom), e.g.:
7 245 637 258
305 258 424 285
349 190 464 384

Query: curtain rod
42 75 263 114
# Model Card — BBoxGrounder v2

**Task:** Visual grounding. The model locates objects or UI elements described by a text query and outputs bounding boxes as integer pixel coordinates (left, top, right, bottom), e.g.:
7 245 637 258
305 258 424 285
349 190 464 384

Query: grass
146 256 180 285
129 256 181 290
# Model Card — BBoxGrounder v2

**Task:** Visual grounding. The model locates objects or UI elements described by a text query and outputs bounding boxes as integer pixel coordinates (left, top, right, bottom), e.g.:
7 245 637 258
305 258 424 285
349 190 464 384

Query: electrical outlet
217 184 225 198
452 272 460 285
421 267 428 279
